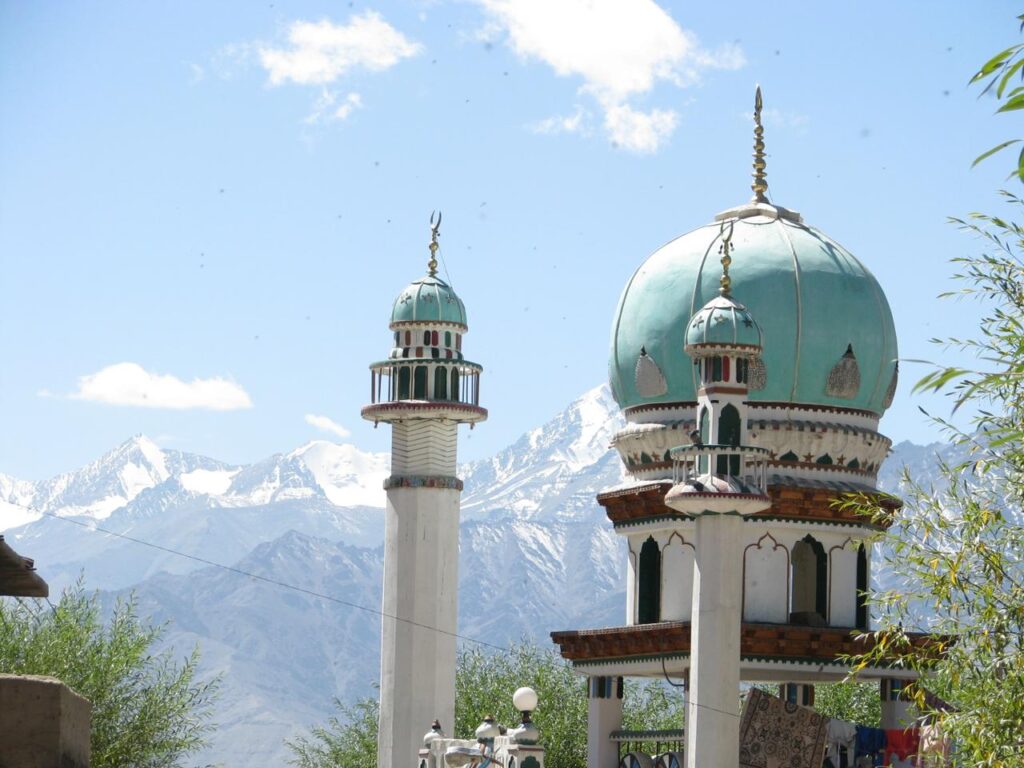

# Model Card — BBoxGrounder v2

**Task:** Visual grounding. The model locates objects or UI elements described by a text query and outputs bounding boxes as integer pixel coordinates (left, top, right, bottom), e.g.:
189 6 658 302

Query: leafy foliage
0 581 218 768
287 697 379 768
457 641 683 768
845 195 1024 765
812 681 880 727
971 14 1024 181
288 640 684 768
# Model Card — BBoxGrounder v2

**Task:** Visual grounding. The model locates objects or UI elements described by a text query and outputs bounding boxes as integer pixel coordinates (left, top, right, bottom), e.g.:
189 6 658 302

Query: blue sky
0 0 1016 479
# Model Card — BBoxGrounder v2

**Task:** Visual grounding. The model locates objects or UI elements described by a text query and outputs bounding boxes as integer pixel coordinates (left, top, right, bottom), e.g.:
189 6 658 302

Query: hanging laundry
915 723 951 767
854 724 886 767
884 728 919 763
826 718 857 765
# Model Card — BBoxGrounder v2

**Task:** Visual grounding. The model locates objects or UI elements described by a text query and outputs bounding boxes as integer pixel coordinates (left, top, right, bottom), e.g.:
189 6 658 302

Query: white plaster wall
661 536 694 621
378 486 461 768
791 540 818 614
392 421 458 475
743 534 789 623
625 546 637 626
829 543 858 627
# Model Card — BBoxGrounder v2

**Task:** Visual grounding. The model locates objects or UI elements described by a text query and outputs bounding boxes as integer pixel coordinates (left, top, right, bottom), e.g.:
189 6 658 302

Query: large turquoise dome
609 206 898 415
390 275 467 328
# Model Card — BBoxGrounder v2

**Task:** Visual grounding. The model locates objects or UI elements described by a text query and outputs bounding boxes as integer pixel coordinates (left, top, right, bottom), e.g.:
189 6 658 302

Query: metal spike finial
751 85 768 203
428 210 442 276
718 219 734 296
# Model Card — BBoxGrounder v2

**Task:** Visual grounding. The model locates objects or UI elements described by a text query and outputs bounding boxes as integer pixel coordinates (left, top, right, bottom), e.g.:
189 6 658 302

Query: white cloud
259 13 422 86
529 105 590 135
335 92 363 120
305 90 363 124
473 0 744 152
604 103 678 154
305 413 351 439
69 363 253 411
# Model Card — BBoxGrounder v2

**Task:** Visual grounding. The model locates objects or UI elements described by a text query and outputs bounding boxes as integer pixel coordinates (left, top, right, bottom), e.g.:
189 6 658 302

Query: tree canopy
288 640 684 768
846 16 1024 766
0 581 219 768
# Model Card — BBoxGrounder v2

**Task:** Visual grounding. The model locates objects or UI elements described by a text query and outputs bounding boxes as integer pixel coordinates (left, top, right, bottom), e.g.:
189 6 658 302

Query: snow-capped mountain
0 384 957 767
460 383 625 523
3 435 227 522
1 438 390 591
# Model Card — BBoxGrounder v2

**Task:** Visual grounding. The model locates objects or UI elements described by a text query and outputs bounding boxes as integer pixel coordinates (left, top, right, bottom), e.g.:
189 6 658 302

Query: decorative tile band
384 475 464 491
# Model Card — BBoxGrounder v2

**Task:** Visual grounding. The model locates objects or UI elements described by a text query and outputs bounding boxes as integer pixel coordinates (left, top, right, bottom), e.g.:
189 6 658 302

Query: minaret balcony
362 359 487 425
665 444 771 516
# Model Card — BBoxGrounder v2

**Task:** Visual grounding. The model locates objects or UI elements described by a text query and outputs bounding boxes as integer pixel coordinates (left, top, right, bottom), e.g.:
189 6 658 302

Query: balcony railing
368 359 482 406
669 444 770 494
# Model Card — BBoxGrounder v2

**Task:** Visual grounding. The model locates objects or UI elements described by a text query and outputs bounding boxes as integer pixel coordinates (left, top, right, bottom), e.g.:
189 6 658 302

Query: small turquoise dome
609 207 898 415
391 275 467 328
685 294 763 350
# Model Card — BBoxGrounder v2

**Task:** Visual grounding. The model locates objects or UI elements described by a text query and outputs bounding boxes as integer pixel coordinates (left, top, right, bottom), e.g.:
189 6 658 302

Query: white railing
669 444 770 493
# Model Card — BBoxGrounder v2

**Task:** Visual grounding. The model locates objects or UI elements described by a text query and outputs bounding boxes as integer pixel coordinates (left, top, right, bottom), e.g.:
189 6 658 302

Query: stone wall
0 674 90 768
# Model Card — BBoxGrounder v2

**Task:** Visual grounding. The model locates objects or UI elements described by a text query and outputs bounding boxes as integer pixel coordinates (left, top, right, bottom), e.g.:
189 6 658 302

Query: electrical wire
34 509 747 720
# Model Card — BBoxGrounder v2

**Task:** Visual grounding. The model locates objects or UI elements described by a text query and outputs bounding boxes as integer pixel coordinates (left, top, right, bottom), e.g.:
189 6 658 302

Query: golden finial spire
428 210 442 277
718 220 734 296
751 85 768 203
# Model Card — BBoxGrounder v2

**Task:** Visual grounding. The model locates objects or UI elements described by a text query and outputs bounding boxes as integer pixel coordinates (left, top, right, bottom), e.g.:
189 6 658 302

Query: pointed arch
413 366 428 399
717 404 741 474
637 536 662 624
433 366 448 400
856 545 869 630
791 534 827 622
743 533 789 623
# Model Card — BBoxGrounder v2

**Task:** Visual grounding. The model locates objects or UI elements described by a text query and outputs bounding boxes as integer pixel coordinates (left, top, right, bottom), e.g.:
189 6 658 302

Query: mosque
363 90 932 768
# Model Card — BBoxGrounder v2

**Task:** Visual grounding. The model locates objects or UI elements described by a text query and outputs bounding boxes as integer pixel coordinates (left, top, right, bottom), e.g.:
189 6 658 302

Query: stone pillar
0 674 91 768
587 676 623 768
880 678 914 728
686 514 742 768
377 419 463 768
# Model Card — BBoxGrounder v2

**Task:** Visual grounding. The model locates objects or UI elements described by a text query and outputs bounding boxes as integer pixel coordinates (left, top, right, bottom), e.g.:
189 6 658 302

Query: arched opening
791 535 827 624
717 404 741 475
451 368 460 402
434 366 448 400
736 357 749 384
637 537 661 624
712 356 723 381
397 367 411 400
413 366 428 399
856 546 869 629
698 407 709 473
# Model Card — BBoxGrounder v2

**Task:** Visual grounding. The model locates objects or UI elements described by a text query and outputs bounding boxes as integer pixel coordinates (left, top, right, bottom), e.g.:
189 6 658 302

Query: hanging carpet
738 688 828 768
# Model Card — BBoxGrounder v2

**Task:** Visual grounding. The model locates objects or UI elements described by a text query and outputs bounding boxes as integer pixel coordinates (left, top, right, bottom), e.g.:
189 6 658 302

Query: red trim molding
550 621 935 663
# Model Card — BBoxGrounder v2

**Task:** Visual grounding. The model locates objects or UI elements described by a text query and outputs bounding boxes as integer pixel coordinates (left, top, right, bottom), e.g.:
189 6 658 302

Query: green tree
0 581 218 768
288 640 685 768
844 23 1024 764
971 13 1024 182
812 681 880 727
288 697 379 768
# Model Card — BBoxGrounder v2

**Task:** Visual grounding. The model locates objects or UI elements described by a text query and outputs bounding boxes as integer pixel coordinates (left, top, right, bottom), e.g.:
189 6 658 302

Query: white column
587 676 623 768
378 418 462 768
686 514 742 768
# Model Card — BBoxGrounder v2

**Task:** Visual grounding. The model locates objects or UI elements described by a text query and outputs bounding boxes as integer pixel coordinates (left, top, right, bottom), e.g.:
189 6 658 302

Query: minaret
664 223 771 768
362 213 486 767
